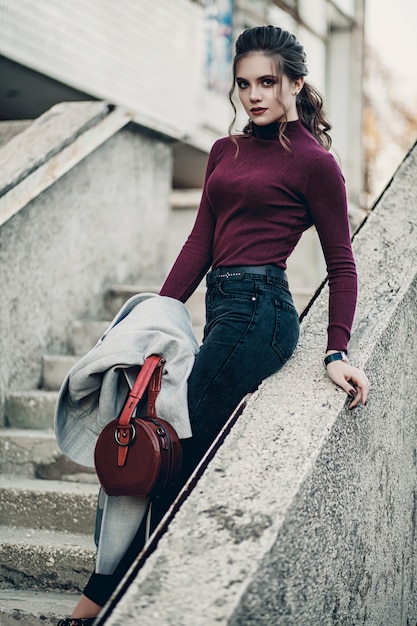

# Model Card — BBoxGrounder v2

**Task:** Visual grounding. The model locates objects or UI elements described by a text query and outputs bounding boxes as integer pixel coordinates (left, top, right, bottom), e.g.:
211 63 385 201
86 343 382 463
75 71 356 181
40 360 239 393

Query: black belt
207 264 287 285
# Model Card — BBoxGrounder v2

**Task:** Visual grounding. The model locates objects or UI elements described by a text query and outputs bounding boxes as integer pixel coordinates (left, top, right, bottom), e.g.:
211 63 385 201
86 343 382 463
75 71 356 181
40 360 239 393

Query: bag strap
147 359 163 417
118 355 164 426
116 355 164 467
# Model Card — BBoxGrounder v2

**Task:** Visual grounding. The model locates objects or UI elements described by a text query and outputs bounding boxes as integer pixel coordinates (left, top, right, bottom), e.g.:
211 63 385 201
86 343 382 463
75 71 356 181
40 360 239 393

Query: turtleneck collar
251 119 301 140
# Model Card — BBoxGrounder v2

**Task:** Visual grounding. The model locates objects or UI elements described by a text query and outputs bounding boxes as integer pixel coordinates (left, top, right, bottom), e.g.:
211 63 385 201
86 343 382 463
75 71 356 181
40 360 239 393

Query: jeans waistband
207 264 288 286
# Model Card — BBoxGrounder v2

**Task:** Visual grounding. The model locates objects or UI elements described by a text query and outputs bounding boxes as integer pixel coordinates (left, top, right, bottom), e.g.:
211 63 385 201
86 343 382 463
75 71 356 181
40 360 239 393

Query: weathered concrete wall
0 107 172 415
99 143 417 626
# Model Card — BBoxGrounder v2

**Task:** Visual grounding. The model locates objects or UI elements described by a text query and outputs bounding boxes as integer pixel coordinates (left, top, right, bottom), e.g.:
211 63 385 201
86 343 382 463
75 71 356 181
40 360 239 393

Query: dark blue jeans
84 267 300 607
185 267 300 467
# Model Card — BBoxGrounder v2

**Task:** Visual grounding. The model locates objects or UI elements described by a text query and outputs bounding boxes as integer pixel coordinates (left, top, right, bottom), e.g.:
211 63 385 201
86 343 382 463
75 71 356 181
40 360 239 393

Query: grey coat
54 293 200 575
55 293 199 468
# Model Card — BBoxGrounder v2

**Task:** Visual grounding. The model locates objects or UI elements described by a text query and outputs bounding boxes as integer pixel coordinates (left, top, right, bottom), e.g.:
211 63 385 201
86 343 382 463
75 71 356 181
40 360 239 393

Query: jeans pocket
203 282 258 344
272 298 300 363
217 279 257 301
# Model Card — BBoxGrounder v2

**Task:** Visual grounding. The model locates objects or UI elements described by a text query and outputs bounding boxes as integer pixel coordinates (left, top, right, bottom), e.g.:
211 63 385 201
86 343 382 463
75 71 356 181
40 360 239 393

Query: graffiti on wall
204 0 234 93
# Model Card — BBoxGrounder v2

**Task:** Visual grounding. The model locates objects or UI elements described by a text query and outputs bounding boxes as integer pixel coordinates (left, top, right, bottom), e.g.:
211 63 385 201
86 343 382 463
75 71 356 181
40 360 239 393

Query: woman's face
235 52 303 125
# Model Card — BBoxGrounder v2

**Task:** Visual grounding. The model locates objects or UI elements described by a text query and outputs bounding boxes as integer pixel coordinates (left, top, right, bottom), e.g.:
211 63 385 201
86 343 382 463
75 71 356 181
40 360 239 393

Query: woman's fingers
325 362 370 409
347 368 370 409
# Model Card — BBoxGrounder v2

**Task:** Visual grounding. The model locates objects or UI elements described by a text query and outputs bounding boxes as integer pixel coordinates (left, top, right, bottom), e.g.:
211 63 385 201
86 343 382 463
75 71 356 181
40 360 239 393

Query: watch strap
324 351 348 367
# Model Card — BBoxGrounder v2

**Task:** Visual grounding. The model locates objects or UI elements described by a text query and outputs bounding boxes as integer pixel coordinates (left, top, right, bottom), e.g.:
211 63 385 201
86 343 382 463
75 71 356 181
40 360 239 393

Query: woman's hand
325 357 370 410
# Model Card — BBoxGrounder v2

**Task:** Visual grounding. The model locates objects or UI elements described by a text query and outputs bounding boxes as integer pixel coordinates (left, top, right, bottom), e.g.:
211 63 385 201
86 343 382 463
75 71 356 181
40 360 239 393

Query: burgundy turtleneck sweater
160 120 357 352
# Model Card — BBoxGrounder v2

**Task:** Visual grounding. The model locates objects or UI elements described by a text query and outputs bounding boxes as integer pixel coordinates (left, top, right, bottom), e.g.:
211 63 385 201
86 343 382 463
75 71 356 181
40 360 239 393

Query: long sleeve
160 143 219 302
305 152 357 352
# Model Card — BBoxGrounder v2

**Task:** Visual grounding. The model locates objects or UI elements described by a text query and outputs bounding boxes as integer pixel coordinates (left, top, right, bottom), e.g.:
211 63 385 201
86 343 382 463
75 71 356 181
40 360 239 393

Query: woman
161 24 369 464
59 24 369 625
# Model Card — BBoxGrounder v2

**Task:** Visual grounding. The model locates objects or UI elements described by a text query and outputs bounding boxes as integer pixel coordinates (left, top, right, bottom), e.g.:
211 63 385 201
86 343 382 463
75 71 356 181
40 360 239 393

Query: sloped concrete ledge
0 101 108 194
100 142 417 626
0 101 132 227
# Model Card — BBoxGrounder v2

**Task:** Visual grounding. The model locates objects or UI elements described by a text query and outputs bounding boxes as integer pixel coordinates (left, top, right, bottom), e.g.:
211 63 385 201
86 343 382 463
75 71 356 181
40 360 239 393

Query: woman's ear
294 77 305 93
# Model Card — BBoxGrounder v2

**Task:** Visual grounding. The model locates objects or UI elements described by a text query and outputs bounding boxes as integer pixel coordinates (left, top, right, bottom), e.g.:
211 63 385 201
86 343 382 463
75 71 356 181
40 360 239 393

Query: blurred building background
0 0 372 312
363 0 417 208
363 44 417 207
0 0 366 190
0 0 365 193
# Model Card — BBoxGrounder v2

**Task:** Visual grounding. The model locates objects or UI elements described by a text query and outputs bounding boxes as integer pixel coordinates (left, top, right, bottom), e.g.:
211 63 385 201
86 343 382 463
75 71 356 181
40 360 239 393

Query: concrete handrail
0 102 132 227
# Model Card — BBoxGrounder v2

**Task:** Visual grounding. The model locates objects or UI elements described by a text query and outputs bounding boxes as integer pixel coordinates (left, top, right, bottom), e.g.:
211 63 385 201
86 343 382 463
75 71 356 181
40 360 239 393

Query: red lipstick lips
251 108 267 115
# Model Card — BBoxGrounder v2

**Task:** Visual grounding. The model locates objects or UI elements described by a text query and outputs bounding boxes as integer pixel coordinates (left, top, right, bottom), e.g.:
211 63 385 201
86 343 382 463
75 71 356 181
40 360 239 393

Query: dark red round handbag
94 355 183 497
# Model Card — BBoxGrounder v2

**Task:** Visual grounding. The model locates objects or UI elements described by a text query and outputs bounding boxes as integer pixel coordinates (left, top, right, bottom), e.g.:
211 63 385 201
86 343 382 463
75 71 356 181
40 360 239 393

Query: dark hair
228 25 332 151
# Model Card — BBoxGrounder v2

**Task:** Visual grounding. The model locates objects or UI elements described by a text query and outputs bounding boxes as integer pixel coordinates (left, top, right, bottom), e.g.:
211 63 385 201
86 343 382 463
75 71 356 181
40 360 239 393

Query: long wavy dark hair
228 25 332 151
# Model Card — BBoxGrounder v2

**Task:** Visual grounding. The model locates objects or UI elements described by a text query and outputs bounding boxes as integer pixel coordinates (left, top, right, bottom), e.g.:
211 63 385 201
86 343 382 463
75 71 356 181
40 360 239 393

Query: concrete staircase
0 284 204 625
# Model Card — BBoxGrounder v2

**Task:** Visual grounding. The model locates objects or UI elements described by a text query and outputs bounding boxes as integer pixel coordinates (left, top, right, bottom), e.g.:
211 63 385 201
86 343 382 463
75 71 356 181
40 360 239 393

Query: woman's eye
237 80 248 89
263 78 275 86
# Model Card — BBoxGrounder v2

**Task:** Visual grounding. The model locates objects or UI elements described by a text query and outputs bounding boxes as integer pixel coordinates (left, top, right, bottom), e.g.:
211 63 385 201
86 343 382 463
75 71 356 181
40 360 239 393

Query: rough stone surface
4 391 58 429
0 526 95 592
98 144 417 625
0 476 98 534
0 429 59 477
0 429 95 481
0 589 77 626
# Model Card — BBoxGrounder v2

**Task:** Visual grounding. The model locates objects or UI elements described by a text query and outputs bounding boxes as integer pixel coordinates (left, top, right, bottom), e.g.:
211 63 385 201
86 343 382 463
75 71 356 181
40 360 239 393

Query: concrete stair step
42 320 112 392
103 284 159 318
68 319 110 355
5 390 58 429
0 429 59 478
104 283 206 331
170 188 201 209
0 526 95 592
0 429 96 482
0 475 98 534
0 588 78 626
41 354 79 391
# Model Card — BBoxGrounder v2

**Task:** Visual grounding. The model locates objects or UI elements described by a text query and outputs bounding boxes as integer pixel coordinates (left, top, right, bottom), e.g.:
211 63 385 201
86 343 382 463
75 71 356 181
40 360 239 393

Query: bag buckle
115 424 136 446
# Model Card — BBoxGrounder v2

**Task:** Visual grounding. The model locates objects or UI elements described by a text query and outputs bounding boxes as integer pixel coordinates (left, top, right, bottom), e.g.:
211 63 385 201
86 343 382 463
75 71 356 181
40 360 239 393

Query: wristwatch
323 351 348 368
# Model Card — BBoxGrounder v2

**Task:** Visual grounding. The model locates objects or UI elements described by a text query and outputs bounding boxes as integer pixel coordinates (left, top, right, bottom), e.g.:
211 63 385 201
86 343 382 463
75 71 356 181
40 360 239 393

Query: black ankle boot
56 618 96 625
